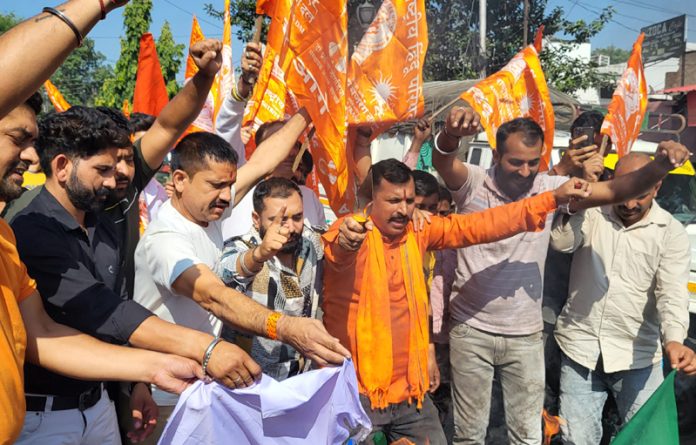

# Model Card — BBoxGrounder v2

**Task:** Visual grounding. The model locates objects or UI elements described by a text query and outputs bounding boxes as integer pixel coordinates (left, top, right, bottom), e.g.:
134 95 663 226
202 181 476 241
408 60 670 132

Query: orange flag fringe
44 80 71 112
460 45 555 171
132 33 169 116
600 33 647 157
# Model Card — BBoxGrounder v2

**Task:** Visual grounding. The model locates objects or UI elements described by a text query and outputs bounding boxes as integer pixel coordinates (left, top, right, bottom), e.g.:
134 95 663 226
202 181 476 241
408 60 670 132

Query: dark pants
360 393 447 445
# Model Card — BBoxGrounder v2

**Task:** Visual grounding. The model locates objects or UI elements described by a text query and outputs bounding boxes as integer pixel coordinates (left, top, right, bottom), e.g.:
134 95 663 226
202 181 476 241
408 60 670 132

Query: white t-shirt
221 185 326 241
134 196 234 337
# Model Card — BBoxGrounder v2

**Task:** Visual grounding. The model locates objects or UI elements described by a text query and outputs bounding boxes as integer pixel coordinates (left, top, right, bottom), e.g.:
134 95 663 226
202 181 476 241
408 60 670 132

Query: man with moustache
321 158 591 444
218 177 324 380
133 128 350 437
551 152 696 444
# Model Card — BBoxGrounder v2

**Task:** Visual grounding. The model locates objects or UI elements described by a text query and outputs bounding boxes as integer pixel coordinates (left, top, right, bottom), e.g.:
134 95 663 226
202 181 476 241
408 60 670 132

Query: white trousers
16 389 120 445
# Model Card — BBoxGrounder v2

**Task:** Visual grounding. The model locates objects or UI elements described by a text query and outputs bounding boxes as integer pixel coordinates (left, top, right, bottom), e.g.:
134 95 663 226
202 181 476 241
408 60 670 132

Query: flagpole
252 16 264 44
598 134 609 157
429 95 465 123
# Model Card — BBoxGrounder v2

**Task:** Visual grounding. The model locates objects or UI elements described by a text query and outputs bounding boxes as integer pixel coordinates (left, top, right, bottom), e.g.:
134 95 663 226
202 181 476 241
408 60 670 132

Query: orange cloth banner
132 33 169 116
246 0 428 216
600 33 647 157
460 45 555 171
347 0 427 128
43 80 71 112
122 99 131 117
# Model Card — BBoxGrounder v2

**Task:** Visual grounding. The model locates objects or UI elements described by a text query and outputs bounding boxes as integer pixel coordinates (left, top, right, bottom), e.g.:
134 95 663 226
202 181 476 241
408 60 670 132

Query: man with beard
321 158 593 444
431 109 691 445
551 152 696 444
133 129 350 439
218 177 324 380
10 106 264 444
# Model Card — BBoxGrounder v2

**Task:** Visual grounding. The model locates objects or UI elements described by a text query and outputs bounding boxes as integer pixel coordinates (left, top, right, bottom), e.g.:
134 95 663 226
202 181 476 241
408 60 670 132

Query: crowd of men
1 1 695 445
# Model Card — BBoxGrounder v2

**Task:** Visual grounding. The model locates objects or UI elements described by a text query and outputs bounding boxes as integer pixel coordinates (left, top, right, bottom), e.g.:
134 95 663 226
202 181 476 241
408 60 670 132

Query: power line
573 1 640 33
610 0 696 20
160 0 222 30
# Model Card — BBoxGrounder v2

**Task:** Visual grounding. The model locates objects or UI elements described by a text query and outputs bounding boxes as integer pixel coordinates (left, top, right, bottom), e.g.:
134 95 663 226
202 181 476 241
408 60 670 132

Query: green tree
205 0 267 42
592 45 631 65
0 12 20 34
156 21 185 98
97 0 153 107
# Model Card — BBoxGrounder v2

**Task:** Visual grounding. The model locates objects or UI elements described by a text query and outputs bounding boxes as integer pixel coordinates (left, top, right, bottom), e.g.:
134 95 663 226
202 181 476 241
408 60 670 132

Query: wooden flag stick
428 95 464 123
598 134 609 157
292 127 316 172
252 16 264 44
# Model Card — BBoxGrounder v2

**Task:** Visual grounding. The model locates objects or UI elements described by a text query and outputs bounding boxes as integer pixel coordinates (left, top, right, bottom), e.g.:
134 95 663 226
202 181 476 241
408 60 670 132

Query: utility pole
522 0 529 47
479 0 487 78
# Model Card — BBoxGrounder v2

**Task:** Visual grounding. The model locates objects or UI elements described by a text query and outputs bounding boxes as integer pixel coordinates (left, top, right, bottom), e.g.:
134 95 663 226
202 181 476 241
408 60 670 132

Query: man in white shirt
550 152 696 445
134 115 350 437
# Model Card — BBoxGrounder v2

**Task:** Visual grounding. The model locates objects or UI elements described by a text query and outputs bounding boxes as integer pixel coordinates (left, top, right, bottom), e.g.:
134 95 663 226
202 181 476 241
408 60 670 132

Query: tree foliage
0 12 20 34
157 21 185 98
97 0 153 107
205 0 268 42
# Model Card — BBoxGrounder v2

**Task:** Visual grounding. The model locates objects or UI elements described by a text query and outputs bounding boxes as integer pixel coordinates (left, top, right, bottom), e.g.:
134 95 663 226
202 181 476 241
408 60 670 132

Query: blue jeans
558 353 664 445
449 323 545 445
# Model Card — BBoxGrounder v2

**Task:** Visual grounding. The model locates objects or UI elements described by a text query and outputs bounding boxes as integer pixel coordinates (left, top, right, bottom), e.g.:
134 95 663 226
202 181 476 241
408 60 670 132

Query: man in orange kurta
322 158 588 444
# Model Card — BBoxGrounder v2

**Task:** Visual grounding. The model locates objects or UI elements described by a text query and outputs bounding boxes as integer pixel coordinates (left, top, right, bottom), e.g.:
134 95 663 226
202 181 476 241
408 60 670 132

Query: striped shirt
450 164 567 335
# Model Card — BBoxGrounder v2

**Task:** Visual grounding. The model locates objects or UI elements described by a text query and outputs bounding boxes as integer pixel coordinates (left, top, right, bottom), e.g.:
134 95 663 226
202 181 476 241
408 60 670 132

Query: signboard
641 15 686 64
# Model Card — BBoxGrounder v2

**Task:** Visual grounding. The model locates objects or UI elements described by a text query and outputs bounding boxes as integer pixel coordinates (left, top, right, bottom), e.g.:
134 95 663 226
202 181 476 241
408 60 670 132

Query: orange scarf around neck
356 224 430 409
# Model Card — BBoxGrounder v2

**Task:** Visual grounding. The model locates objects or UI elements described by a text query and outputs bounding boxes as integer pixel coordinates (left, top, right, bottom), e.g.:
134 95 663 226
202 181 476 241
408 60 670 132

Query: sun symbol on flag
369 73 396 118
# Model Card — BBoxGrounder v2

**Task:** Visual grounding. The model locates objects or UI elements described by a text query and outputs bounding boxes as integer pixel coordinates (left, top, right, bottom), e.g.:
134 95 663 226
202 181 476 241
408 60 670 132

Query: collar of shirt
35 187 99 237
601 201 672 231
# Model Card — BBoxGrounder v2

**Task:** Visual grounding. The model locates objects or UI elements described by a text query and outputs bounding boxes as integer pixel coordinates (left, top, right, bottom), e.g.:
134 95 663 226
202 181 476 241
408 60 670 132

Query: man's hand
413 118 432 143
241 42 263 84
255 205 290 262
444 107 481 138
190 39 223 77
655 140 691 170
554 135 597 176
427 344 441 393
582 153 605 183
552 178 591 204
206 341 262 389
276 316 351 367
338 216 373 251
150 354 204 395
412 207 432 232
127 383 158 443
665 341 696 374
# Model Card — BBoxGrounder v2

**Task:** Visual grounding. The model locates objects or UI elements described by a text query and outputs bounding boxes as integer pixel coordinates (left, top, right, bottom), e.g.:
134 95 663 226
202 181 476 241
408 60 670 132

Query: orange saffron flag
600 33 647 157
132 33 169 116
347 0 427 128
122 99 131 117
43 80 71 112
185 16 215 133
534 25 545 53
460 45 555 171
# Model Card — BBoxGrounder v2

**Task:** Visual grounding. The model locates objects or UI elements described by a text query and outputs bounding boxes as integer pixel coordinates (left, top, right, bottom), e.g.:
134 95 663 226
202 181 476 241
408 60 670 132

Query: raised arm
0 0 127 119
426 178 590 250
571 141 690 211
139 39 221 170
431 107 480 190
402 118 432 169
353 128 374 187
233 108 311 205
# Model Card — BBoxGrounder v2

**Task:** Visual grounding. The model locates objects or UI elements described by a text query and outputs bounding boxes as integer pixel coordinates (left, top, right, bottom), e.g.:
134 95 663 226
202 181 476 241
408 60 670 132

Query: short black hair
171 131 239 177
253 176 302 213
369 158 413 190
413 170 439 198
298 150 313 175
255 120 286 146
496 117 544 155
37 106 131 176
95 106 130 134
438 185 452 203
24 92 43 115
129 112 156 134
570 110 605 136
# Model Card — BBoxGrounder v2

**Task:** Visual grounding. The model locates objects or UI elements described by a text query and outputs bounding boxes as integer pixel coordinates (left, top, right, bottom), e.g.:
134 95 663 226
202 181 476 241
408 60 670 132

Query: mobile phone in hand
572 126 596 149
